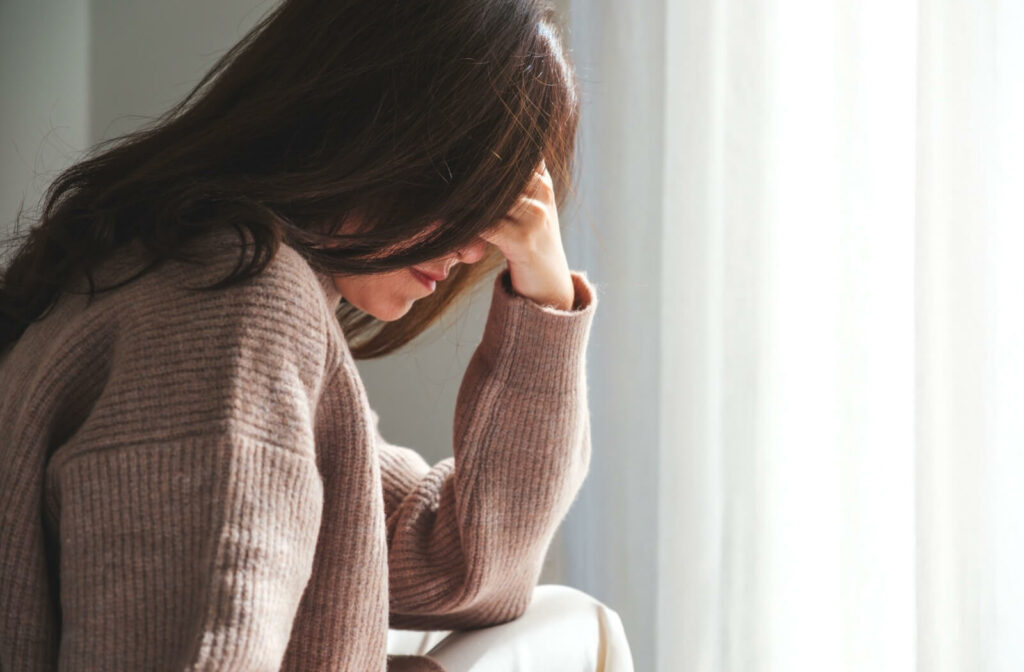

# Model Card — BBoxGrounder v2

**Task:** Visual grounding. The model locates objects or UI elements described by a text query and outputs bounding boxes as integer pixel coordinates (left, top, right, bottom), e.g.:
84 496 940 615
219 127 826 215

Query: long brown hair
0 0 580 359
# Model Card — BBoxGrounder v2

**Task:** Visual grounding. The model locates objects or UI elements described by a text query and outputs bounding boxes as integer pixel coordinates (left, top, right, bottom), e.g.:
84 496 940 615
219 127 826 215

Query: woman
0 0 604 670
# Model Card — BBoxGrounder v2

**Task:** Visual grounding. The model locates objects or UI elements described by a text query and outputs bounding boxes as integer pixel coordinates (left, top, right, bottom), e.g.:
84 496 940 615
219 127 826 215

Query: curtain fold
562 1 1024 670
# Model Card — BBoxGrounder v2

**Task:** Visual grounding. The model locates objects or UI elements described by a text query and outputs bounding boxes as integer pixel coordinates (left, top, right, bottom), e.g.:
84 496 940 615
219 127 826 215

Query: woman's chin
362 298 414 322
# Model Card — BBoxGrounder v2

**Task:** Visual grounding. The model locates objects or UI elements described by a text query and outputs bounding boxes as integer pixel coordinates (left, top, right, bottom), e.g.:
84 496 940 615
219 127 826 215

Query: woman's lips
409 268 437 291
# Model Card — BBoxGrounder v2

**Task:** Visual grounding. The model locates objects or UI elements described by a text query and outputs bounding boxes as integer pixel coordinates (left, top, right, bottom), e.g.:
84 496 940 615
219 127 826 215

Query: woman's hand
479 158 576 311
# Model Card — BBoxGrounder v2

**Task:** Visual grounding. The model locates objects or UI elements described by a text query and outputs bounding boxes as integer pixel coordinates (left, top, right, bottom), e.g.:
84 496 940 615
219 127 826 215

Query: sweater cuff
476 267 598 394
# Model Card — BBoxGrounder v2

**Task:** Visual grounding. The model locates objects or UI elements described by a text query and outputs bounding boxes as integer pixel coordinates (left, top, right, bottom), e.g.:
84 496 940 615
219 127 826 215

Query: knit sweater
0 228 597 671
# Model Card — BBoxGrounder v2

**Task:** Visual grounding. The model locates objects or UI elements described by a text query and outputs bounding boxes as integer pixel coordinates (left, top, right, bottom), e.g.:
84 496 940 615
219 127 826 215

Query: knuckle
524 199 547 217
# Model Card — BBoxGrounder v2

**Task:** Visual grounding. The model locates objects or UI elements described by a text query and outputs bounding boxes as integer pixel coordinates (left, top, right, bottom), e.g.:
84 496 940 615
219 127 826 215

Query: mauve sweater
0 229 597 671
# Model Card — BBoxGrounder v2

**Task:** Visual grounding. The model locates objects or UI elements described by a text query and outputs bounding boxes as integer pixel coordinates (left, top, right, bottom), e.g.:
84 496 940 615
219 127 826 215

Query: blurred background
4 1 1024 671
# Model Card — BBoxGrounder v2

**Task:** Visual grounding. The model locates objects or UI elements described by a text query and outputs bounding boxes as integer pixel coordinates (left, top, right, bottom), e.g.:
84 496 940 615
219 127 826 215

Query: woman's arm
379 267 598 631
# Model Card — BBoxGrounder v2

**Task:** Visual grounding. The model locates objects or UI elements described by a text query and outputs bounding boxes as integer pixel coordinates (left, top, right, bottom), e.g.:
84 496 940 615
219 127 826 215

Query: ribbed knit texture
0 228 597 671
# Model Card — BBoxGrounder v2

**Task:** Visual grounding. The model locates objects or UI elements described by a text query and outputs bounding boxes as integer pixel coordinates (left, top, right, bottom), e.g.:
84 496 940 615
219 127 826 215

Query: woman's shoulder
54 227 345 377
94 229 330 320
175 227 336 315
148 230 341 357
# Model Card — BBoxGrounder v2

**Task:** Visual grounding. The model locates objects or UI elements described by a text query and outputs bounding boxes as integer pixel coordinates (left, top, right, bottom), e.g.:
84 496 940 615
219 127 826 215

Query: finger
531 161 553 191
505 195 539 219
519 174 552 204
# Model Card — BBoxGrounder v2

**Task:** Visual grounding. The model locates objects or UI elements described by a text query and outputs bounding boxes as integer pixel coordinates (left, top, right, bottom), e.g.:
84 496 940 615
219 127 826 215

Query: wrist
503 265 575 311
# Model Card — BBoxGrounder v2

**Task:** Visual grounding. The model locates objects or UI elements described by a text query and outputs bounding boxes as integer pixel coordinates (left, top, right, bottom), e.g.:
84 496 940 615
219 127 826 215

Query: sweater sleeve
380 267 598 631
45 248 333 671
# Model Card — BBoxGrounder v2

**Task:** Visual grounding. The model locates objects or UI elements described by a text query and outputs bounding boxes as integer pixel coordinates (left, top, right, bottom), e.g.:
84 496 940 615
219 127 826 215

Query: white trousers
386 584 634 672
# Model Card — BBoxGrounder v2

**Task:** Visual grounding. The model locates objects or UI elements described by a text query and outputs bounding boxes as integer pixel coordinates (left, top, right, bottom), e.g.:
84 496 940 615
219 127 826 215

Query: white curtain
560 1 1024 670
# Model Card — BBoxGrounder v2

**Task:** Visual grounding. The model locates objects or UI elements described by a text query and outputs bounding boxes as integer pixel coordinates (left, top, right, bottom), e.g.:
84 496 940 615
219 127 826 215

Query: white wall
558 0 659 666
87 0 276 143
0 0 89 265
